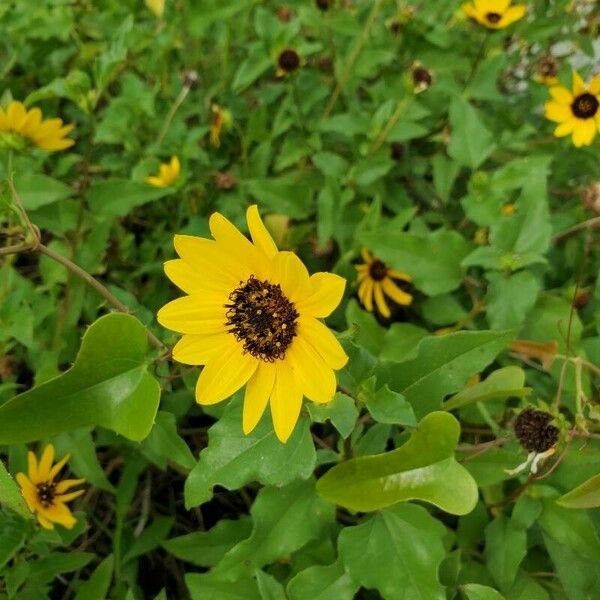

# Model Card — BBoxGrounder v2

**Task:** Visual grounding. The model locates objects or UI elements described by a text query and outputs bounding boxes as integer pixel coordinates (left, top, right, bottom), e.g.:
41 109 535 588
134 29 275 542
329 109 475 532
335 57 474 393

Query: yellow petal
48 453 70 480
590 75 600 95
359 278 374 312
170 156 180 178
554 119 576 137
298 317 348 370
461 3 479 19
360 248 373 263
39 502 77 528
7 101 27 130
172 332 232 365
295 272 346 318
549 86 573 105
544 100 572 123
286 335 336 404
55 489 85 503
243 362 275 434
388 269 412 282
145 176 167 187
157 296 226 335
164 259 230 296
373 282 391 318
19 107 42 137
572 71 586 96
16 473 39 511
54 478 85 494
195 339 257 405
246 205 278 259
269 361 303 443
382 277 413 306
572 119 596 147
497 4 526 27
271 251 311 303
27 451 38 482
38 445 55 479
37 514 55 529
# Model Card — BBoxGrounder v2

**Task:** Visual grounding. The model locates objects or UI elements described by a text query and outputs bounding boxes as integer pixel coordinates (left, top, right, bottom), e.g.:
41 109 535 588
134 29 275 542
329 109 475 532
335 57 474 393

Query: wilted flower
535 53 560 85
16 444 85 529
157 206 348 443
544 70 600 147
0 100 74 152
214 171 238 191
210 104 233 147
411 63 433 93
145 156 180 187
181 69 200 90
582 181 600 213
462 0 526 29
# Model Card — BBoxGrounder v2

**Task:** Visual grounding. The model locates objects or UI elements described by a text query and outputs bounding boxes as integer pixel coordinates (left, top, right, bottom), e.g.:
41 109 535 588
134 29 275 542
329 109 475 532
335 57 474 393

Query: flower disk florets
225 276 299 362
514 408 559 453
368 260 388 281
37 481 57 507
571 93 599 119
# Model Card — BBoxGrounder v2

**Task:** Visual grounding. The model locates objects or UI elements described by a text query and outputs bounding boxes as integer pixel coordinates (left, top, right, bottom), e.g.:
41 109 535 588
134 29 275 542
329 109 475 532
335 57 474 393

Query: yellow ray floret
0 100 75 151
145 155 180 187
544 70 600 148
462 0 526 29
16 444 85 530
355 249 413 319
157 205 348 443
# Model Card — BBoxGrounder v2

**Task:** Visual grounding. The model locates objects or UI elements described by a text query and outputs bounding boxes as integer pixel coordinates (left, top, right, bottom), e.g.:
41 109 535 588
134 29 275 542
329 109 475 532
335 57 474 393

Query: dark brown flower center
369 260 388 281
514 408 559 453
571 93 599 119
225 276 299 362
412 66 432 88
278 49 300 73
37 481 57 507
316 0 331 10
486 12 502 23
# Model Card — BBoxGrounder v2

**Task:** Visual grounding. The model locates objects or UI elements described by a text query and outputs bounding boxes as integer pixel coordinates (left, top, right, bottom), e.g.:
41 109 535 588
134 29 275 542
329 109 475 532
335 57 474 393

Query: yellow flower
356 249 413 318
544 71 600 148
462 0 526 29
16 444 85 530
501 203 516 215
157 205 348 443
210 104 232 148
0 100 75 152
145 0 165 18
145 156 180 187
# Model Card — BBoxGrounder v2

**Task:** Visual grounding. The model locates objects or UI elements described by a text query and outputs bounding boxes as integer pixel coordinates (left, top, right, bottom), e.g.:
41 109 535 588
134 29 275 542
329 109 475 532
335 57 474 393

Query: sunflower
157 205 348 443
462 0 526 29
145 156 180 187
0 100 75 152
544 71 600 147
356 249 413 318
16 444 85 530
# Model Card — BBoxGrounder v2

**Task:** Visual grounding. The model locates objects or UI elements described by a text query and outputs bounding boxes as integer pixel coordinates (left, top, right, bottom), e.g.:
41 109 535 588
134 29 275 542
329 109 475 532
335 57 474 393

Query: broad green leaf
255 570 286 600
29 552 94 583
485 516 527 592
13 172 73 210
316 412 478 514
557 473 600 509
74 555 114 600
0 459 32 519
87 180 171 218
287 558 358 600
142 411 196 471
212 479 334 580
123 516 174 564
308 393 359 438
0 517 27 569
444 367 529 411
0 313 160 443
448 95 496 169
162 517 252 567
357 381 417 426
462 583 506 600
377 329 515 418
184 401 316 508
485 271 541 330
338 503 446 600
186 573 261 600
359 227 471 295
380 323 427 362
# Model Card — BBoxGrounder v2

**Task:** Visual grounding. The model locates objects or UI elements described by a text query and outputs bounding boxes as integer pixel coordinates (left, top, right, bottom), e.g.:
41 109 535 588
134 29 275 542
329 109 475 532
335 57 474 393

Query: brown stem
553 216 600 243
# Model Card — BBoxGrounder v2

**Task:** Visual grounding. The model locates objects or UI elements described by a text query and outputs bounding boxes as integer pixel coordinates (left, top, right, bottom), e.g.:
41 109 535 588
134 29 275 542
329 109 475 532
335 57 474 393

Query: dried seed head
582 182 600 214
181 70 200 90
514 408 559 453
214 171 237 191
278 49 300 73
276 5 295 22
411 64 433 92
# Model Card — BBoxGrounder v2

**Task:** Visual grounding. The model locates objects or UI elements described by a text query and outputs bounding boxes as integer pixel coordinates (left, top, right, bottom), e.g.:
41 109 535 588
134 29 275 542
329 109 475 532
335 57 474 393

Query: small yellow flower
0 100 75 152
16 444 85 530
356 249 413 319
145 0 165 18
210 104 232 148
501 203 516 215
544 71 600 147
145 156 180 187
157 205 348 443
462 0 526 29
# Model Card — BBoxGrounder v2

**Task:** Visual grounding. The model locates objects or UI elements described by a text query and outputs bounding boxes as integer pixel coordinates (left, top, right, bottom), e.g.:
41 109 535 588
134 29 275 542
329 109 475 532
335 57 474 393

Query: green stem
368 96 412 155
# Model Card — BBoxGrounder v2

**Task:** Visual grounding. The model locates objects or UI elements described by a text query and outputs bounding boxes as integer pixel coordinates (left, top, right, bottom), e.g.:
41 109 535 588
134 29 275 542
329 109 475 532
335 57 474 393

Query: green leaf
359 227 471 296
316 412 478 514
308 393 359 438
255 570 286 600
485 271 541 330
0 459 32 519
186 573 261 600
0 313 160 443
380 323 428 362
287 558 358 600
462 583 506 600
184 401 316 508
485 515 527 592
142 411 196 471
377 329 515 418
74 555 114 600
29 552 94 583
87 180 171 218
13 172 73 210
358 381 417 426
123 516 174 564
444 366 529 411
338 503 446 600
448 95 496 169
557 473 600 509
162 517 252 567
0 517 27 569
212 479 334 580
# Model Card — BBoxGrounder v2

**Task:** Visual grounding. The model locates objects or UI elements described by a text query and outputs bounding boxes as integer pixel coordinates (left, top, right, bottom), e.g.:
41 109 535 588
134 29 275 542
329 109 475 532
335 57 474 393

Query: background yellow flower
145 156 180 187
462 0 526 29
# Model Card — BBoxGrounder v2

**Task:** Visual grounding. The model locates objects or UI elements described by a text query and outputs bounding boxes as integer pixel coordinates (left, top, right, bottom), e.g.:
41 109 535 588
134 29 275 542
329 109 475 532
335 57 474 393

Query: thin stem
553 216 600 243
155 84 191 148
323 0 386 117
368 97 411 156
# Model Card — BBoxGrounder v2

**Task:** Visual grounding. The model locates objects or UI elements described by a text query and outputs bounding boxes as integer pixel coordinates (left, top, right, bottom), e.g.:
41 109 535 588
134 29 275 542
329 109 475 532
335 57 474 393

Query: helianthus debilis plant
0 0 600 598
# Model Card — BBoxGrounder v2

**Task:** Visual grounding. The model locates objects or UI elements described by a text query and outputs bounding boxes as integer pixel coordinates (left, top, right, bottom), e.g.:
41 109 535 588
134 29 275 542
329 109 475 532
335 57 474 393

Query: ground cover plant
1 0 600 598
